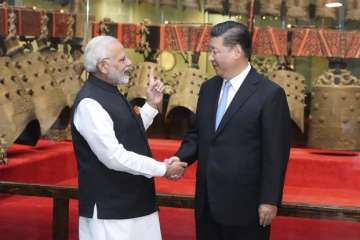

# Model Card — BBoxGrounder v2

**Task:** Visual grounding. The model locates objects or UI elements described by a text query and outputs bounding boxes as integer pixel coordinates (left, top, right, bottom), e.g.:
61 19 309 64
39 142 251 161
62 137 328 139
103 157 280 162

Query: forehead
209 36 224 48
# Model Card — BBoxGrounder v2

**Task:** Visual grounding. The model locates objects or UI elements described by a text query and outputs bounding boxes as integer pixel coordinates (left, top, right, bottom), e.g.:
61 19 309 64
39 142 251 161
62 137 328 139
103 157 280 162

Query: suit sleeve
175 84 204 165
259 87 291 206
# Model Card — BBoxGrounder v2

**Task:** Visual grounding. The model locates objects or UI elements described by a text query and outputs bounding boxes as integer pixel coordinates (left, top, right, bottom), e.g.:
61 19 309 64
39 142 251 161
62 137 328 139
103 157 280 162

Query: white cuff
142 102 158 118
154 161 167 177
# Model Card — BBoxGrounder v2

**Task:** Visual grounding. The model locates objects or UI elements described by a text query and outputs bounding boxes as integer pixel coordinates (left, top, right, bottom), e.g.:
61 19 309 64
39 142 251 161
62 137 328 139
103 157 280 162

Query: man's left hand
146 68 164 110
258 204 277 227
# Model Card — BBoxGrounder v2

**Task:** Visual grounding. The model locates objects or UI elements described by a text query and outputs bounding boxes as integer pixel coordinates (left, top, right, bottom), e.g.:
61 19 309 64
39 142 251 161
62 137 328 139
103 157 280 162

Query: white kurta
73 98 167 240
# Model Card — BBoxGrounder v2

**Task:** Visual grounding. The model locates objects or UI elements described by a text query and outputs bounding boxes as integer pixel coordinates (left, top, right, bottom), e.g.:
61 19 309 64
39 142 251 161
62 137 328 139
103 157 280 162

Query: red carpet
1 139 360 240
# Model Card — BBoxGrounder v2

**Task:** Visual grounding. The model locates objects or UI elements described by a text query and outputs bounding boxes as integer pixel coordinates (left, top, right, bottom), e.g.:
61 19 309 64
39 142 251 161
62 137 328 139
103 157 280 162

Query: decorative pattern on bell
308 69 360 150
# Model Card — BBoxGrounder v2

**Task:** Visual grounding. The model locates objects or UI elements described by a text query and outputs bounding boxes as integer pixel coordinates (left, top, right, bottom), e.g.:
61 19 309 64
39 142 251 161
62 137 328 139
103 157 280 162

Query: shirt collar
224 63 251 91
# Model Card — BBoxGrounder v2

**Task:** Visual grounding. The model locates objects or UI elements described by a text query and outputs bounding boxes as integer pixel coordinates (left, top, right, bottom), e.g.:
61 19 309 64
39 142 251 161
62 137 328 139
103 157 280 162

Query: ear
97 60 108 75
233 44 244 59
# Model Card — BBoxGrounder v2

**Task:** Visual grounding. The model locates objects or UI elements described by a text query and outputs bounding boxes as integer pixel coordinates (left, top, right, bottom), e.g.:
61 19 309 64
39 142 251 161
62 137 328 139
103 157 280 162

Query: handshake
164 156 187 180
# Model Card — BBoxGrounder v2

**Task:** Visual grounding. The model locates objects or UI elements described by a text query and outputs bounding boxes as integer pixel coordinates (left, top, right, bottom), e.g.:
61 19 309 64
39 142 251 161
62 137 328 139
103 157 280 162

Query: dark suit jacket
176 68 291 226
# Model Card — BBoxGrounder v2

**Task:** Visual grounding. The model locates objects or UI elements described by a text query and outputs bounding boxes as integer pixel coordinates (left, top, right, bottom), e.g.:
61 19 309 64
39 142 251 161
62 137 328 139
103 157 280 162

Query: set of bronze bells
253 57 360 151
124 61 305 135
0 44 84 163
62 57 360 153
125 59 360 151
122 0 360 20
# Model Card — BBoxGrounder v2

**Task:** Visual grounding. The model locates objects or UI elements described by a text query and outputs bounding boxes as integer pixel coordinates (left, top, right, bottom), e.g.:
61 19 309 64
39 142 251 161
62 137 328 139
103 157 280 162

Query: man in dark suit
169 21 291 239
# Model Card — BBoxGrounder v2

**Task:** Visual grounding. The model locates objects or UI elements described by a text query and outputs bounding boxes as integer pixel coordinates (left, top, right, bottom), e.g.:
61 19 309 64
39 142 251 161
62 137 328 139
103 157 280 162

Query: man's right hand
146 68 164 111
164 158 187 180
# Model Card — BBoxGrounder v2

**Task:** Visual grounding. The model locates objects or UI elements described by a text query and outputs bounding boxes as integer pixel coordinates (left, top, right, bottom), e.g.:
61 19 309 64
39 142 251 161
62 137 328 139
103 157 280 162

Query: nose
126 57 132 66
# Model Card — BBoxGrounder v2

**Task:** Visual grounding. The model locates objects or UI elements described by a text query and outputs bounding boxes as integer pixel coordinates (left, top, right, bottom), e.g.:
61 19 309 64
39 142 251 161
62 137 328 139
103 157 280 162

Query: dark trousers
196 192 270 240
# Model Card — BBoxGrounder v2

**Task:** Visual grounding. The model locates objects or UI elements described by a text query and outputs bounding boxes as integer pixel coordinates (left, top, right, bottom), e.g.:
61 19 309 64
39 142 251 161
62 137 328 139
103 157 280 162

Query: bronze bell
267 69 305 132
0 137 7 164
308 68 360 150
166 67 208 118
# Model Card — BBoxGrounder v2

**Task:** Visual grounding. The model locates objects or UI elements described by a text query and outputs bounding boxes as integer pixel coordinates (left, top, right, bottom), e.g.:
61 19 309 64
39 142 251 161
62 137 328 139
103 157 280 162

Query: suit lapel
214 68 259 138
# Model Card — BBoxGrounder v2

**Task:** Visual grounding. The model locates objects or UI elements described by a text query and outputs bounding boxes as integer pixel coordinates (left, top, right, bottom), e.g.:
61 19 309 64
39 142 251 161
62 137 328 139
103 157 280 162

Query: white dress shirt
73 98 166 240
218 63 252 110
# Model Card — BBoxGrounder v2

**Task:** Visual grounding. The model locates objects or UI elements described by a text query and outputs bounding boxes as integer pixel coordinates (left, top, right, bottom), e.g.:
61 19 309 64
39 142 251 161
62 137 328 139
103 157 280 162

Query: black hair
210 21 251 59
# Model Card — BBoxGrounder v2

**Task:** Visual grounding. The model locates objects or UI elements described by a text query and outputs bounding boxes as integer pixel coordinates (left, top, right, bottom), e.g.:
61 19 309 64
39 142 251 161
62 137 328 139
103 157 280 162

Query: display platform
0 139 359 240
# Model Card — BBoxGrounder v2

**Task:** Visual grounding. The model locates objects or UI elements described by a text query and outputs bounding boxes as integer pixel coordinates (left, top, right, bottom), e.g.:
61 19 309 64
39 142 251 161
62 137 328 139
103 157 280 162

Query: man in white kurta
72 36 187 240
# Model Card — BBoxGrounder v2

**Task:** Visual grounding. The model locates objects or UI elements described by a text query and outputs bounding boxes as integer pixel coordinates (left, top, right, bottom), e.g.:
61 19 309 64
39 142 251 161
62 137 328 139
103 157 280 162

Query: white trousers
79 205 162 240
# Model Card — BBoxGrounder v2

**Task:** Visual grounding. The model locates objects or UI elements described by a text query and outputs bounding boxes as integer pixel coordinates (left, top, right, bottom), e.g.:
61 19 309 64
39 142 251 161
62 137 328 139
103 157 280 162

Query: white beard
108 67 129 85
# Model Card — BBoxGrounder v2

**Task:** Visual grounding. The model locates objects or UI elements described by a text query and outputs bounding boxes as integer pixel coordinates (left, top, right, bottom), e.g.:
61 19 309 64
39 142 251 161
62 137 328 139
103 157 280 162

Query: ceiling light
325 2 343 8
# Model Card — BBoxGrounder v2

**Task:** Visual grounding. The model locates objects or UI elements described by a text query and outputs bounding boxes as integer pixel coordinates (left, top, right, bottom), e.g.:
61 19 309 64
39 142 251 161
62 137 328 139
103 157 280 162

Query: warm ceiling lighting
325 2 343 8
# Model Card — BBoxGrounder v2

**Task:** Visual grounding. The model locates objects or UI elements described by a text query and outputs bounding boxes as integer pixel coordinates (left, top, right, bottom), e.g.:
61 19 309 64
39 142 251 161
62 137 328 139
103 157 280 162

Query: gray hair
84 35 119 73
